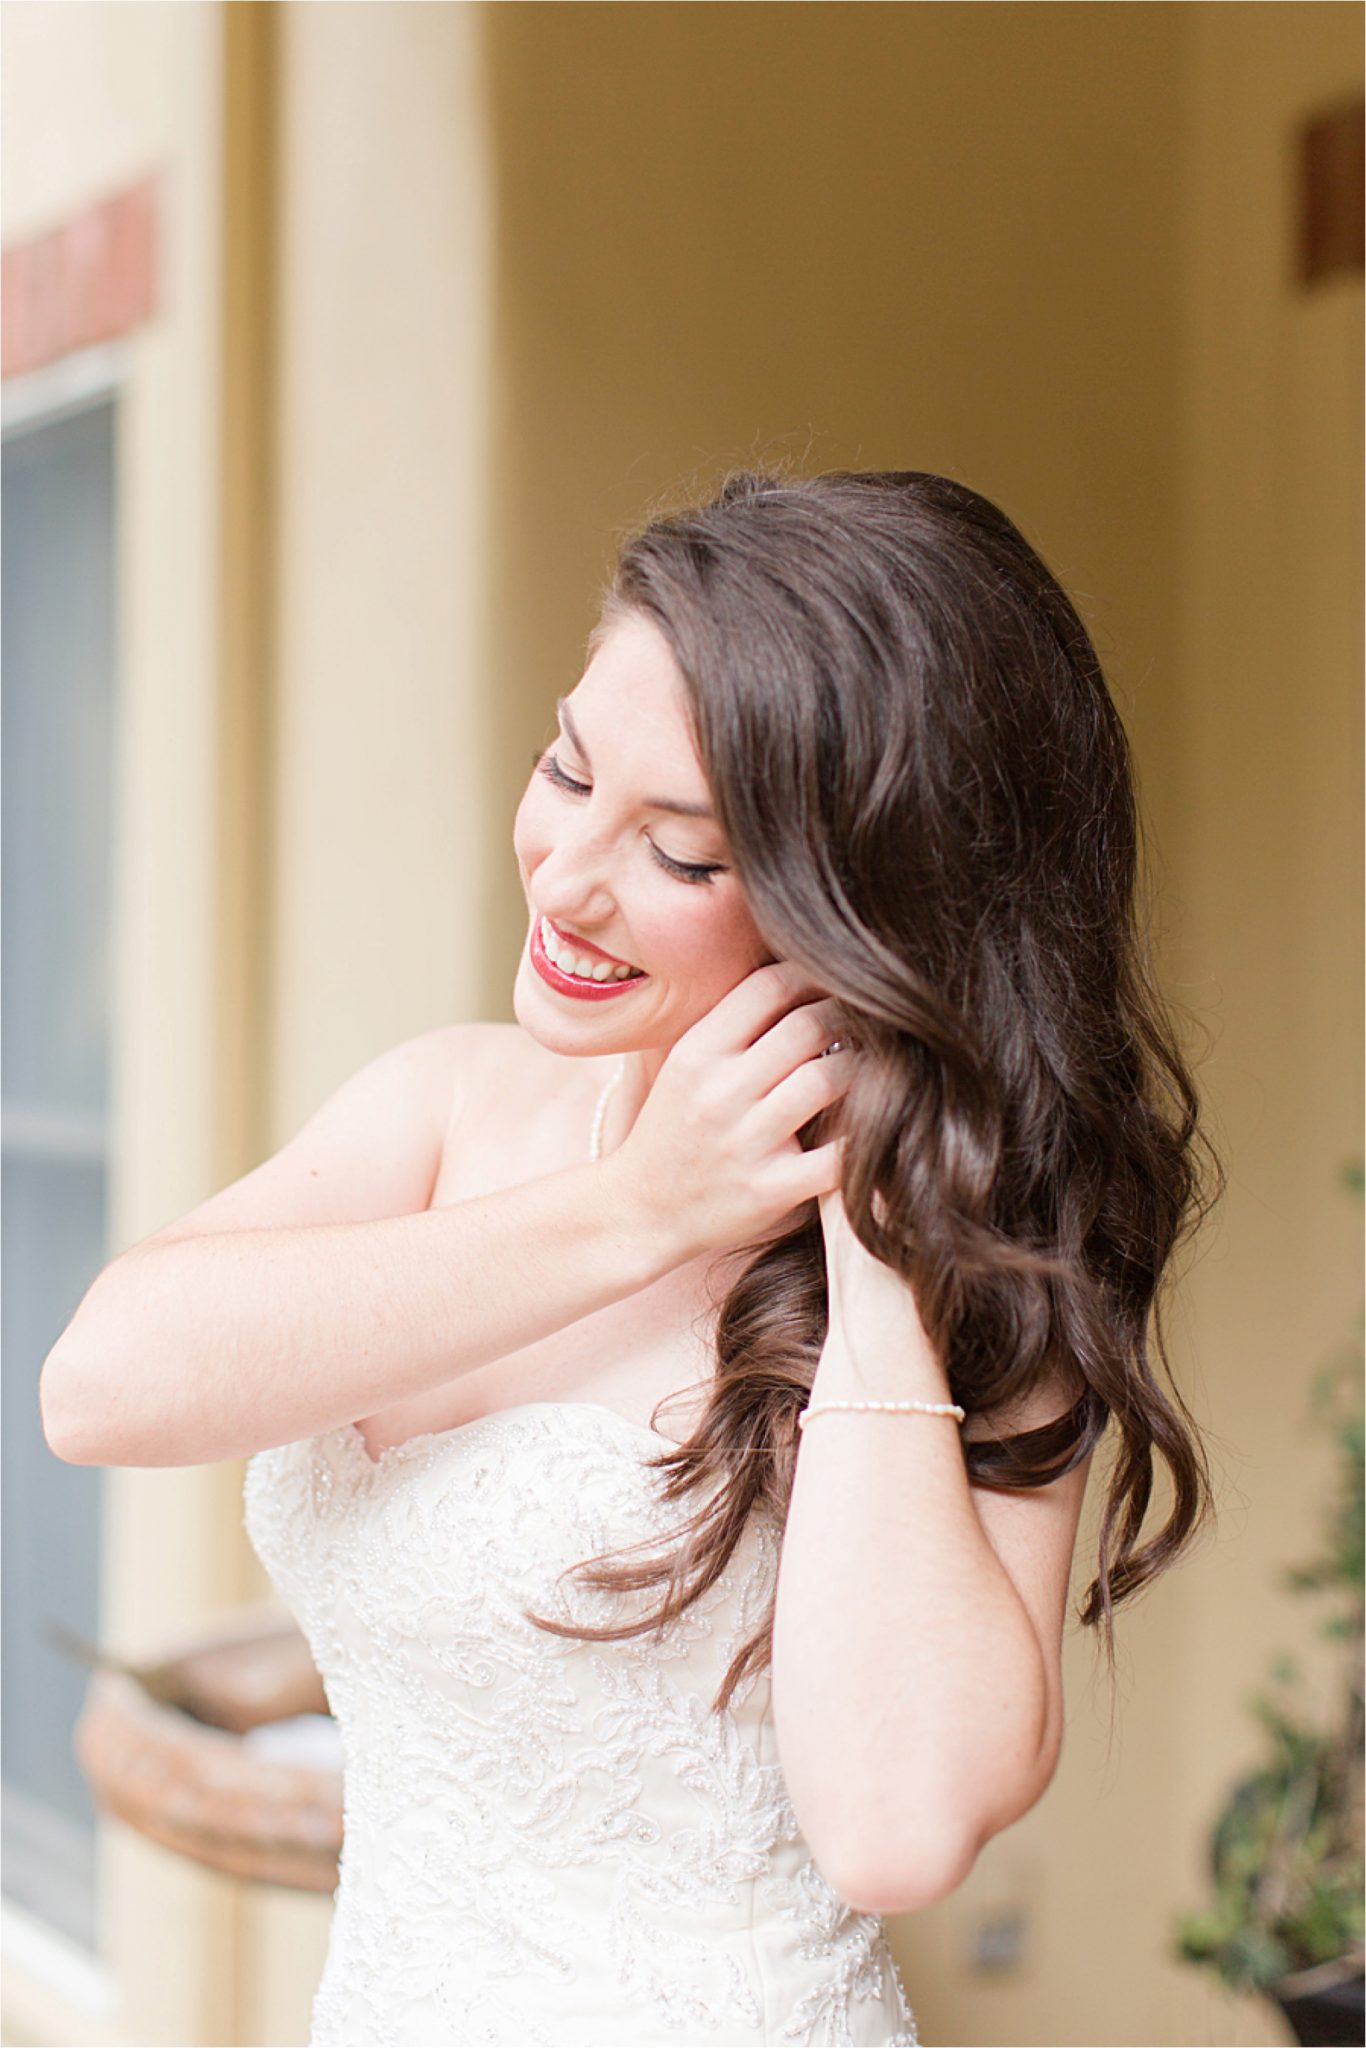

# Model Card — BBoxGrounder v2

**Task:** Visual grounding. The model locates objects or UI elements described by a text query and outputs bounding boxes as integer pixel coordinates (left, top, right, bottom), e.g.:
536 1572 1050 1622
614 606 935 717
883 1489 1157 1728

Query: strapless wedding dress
243 1399 919 2046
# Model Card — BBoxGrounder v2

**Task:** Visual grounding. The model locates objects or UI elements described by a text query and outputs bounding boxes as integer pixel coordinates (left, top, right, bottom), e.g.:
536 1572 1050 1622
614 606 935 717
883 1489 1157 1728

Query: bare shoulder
125 1020 494 1256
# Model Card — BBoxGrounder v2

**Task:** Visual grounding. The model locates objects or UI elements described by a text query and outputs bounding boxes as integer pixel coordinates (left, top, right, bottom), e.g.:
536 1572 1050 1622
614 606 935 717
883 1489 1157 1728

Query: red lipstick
529 915 649 1002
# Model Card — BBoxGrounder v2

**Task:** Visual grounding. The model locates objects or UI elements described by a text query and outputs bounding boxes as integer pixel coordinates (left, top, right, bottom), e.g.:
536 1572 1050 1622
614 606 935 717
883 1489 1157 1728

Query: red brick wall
2 173 160 380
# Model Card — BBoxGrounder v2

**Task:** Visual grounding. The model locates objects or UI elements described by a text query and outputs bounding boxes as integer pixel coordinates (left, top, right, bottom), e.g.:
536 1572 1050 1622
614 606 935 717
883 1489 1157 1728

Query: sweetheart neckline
338 1400 680 1470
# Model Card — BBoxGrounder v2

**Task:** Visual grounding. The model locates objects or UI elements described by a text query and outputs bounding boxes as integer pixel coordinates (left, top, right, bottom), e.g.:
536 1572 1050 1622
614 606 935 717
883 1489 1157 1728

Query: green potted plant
1174 1163 1364 2047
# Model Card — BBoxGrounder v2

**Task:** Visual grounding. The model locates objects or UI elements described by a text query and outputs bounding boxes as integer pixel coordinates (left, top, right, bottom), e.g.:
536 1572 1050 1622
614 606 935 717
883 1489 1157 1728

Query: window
2 396 117 1951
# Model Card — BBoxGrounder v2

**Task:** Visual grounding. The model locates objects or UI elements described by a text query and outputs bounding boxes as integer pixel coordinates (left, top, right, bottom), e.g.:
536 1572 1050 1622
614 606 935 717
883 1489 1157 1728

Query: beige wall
267 0 497 1137
2 3 1359 2044
1 2 179 238
1166 0 1364 2026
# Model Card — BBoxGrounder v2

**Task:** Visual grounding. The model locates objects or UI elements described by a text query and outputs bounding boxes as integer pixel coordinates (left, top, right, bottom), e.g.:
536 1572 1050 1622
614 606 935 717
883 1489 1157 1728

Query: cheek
660 893 767 983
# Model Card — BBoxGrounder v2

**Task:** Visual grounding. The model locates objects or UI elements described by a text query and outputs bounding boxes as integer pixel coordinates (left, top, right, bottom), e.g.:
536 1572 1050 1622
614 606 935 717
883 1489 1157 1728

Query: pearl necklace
589 1056 627 1164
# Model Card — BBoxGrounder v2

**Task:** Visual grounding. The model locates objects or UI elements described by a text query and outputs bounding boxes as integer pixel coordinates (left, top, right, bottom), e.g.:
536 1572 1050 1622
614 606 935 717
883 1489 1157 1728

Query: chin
511 964 633 1054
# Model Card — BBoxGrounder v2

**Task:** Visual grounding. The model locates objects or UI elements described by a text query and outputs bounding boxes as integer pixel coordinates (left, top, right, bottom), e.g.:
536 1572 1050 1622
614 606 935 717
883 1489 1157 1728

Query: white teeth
539 915 643 983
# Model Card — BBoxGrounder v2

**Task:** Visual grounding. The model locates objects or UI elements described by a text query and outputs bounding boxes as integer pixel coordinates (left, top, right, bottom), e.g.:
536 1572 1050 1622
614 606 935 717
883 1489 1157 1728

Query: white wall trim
1 341 129 439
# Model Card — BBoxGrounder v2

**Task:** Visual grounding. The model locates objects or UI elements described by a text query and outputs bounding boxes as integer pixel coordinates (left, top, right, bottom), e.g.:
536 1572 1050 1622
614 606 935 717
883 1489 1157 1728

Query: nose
530 819 619 929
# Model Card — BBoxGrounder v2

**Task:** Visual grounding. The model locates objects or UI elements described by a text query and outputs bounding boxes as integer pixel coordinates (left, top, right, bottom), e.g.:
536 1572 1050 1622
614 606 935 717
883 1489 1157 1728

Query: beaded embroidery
244 1403 919 2046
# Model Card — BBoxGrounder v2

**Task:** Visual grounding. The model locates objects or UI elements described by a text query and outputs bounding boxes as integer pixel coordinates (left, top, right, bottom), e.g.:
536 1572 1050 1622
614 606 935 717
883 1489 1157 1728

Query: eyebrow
556 696 716 820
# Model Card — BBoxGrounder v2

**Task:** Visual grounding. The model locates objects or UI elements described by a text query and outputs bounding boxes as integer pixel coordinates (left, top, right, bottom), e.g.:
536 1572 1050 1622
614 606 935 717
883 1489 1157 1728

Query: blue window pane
2 398 116 1953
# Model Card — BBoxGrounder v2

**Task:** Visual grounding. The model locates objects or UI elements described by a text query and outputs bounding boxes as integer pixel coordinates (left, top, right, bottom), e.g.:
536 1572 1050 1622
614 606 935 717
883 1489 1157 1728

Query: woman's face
512 610 772 1057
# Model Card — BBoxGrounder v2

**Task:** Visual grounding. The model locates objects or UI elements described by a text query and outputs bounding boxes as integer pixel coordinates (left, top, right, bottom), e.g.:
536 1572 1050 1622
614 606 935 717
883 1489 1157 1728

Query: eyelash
531 750 726 886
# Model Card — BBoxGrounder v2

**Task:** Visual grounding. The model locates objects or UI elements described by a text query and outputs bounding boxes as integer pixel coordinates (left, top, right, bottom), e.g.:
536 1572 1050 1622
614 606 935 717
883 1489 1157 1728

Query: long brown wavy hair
522 466 1223 1712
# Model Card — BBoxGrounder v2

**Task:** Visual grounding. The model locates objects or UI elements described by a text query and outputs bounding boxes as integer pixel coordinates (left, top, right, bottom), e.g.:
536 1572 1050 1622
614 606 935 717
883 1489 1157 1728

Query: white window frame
1 338 130 2040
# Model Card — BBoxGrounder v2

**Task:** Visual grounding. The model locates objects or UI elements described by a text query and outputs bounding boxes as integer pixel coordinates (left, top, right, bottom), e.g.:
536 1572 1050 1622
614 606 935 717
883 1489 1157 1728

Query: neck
590 1042 670 1162
615 1045 667 1136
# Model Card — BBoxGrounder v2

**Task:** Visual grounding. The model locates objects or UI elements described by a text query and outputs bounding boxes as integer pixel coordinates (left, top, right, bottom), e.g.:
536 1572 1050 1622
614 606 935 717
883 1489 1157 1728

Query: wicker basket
73 1602 343 1891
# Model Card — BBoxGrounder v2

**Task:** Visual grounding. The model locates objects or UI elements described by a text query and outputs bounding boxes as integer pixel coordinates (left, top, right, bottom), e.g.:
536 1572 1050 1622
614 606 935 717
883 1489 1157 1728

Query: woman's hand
604 960 855 1263
818 1179 940 1363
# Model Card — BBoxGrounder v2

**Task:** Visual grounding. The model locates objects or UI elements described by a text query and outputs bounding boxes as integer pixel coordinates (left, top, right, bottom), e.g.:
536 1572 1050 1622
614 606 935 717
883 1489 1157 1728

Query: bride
42 467 1219 2046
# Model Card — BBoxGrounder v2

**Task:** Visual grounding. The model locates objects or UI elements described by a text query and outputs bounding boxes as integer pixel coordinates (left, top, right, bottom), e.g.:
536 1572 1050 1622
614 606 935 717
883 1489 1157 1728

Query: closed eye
531 750 727 887
534 748 590 798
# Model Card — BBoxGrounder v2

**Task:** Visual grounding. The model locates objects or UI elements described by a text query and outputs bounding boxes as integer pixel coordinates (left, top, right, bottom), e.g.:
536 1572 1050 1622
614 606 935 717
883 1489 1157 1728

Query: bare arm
39 1027 678 1468
41 967 855 1471
771 1183 1091 1915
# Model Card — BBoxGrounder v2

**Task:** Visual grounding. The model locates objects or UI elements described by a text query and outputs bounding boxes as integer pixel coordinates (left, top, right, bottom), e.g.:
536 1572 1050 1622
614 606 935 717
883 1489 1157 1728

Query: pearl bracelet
797 1396 967 1430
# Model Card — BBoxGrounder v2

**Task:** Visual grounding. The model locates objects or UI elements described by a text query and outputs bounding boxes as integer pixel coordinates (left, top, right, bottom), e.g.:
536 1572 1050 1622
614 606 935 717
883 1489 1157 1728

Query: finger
744 998 845 1094
682 960 832 1058
781 1132 848 1207
759 1049 855 1144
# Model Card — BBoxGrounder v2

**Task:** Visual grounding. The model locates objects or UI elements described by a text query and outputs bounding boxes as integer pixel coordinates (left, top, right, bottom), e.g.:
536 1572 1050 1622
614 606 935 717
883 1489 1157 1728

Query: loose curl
522 465 1223 1712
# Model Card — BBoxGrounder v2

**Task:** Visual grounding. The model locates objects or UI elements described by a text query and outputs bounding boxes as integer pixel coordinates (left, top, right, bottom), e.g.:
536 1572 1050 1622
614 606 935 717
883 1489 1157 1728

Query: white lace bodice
243 1401 919 2046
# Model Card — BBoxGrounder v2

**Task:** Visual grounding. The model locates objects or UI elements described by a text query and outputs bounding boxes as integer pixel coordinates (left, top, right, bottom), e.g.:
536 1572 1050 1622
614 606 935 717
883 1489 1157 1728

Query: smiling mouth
537 914 645 982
